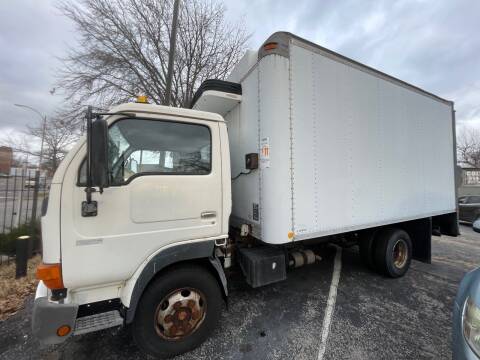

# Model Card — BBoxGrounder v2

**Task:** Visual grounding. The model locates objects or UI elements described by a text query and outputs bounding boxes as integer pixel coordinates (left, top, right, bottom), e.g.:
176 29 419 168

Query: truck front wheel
132 264 222 358
373 229 412 278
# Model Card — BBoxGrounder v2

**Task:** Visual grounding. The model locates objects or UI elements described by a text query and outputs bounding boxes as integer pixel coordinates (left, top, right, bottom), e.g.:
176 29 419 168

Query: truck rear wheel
132 264 222 358
373 228 412 278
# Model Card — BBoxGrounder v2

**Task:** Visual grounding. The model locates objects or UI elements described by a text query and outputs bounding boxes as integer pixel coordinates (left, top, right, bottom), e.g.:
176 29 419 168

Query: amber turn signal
36 262 64 289
56 325 71 337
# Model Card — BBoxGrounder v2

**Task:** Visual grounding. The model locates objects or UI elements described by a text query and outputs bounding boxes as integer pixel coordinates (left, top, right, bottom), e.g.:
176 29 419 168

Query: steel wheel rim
392 239 408 268
154 287 207 340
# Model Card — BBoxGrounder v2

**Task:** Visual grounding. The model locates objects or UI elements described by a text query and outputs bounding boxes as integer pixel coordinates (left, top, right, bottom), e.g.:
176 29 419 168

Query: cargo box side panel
258 55 293 244
288 45 316 236
290 43 456 239
225 68 261 236
415 92 455 213
291 44 383 235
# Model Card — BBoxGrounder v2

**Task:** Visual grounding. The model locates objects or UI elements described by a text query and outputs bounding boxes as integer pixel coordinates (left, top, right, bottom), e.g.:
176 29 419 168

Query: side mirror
82 106 109 217
473 219 480 233
90 118 109 188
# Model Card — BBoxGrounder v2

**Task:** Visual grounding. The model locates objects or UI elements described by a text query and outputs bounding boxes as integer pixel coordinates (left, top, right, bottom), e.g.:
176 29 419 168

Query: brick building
0 146 13 175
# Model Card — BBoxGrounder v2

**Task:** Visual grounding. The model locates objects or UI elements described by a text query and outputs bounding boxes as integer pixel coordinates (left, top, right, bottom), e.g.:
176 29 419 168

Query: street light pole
38 115 47 168
165 0 180 106
14 103 47 168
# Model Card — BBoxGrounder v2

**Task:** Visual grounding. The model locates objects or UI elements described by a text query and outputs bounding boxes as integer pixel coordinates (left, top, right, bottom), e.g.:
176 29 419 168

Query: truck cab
33 101 232 358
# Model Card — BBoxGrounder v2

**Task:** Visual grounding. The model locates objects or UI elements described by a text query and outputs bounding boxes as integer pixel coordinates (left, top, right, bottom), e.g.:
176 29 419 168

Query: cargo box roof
259 32 452 106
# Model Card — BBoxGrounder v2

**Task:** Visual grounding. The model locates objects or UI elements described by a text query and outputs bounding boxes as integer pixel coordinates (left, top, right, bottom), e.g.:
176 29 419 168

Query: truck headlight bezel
463 296 480 357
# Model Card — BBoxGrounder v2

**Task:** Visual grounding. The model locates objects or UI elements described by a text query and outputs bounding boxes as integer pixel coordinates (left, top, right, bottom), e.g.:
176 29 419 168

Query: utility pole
165 0 180 106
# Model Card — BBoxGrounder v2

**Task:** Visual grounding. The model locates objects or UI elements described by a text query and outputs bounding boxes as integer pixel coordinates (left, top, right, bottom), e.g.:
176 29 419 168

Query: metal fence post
2 174 9 234
13 178 21 227
28 170 41 257
15 235 29 278
25 174 31 224
10 174 17 230
16 169 25 228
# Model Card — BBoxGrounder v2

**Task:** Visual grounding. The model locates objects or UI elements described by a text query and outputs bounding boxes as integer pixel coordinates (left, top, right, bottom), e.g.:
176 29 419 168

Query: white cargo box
193 32 457 245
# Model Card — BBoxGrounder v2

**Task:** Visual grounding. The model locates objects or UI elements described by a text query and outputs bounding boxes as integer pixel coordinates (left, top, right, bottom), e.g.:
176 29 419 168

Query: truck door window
78 118 211 186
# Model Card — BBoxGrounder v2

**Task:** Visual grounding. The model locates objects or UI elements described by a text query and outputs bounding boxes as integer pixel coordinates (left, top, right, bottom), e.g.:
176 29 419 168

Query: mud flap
401 218 432 263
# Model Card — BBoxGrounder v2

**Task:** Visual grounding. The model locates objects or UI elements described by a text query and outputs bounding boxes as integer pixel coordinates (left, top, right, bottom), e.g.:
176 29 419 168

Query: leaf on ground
0 255 41 321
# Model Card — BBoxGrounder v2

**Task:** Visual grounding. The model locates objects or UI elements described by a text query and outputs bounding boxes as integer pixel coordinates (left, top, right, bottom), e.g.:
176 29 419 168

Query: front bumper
32 281 78 345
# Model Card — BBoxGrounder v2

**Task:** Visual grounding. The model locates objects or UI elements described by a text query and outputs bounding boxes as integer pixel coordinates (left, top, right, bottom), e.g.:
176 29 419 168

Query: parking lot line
317 245 343 360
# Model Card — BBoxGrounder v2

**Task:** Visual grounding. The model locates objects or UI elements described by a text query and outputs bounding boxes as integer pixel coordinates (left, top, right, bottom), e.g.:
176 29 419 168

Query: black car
458 195 480 223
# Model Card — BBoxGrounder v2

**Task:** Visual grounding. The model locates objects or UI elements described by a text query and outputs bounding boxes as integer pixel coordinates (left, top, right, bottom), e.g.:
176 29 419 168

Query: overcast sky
0 0 479 138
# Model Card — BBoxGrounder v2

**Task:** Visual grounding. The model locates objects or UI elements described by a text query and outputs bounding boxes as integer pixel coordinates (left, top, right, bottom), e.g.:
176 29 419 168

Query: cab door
60 116 223 289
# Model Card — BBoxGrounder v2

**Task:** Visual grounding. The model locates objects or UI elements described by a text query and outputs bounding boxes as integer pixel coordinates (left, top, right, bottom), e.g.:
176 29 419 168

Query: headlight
464 297 480 356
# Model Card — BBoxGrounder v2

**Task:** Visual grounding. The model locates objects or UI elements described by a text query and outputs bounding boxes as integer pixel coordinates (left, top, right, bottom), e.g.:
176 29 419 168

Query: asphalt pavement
0 225 478 360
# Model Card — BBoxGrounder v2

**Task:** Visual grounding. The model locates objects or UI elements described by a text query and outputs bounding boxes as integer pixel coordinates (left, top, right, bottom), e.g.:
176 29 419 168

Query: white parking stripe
317 245 343 360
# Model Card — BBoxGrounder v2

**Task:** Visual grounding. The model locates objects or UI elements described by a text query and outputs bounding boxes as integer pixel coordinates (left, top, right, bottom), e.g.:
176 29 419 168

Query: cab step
74 310 124 335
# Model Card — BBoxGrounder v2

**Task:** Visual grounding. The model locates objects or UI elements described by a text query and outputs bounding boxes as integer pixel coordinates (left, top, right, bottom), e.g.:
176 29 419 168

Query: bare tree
57 0 249 120
4 117 79 174
457 126 480 168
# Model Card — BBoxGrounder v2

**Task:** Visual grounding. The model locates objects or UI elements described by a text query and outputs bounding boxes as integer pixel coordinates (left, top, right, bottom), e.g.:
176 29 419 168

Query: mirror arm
85 106 93 201
82 106 98 217
84 186 97 202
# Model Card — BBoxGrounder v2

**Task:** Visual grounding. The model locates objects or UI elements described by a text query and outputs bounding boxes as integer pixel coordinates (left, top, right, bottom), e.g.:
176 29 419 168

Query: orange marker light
263 42 278 51
287 231 295 240
136 95 148 103
36 263 64 290
56 325 71 337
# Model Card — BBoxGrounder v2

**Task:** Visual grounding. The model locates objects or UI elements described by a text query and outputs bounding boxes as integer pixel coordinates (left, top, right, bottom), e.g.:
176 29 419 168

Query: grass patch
0 255 41 321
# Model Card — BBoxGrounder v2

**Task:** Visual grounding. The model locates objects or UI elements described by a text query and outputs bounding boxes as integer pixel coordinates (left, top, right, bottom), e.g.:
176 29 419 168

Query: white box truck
32 32 458 358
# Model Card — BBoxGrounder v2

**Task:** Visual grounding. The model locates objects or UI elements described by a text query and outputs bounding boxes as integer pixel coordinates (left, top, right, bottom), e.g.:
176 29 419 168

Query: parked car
452 220 480 359
24 179 36 188
458 196 480 223
24 178 46 189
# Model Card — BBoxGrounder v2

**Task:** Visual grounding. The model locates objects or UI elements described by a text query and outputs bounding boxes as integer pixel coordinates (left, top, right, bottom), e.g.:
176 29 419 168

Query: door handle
201 211 217 219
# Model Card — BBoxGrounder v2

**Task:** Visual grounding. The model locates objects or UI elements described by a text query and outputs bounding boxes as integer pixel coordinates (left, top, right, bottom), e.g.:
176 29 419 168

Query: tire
132 264 223 358
358 232 376 270
373 228 412 278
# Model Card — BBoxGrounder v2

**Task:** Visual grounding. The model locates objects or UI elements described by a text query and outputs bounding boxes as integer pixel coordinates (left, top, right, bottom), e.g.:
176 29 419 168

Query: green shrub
0 221 41 256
